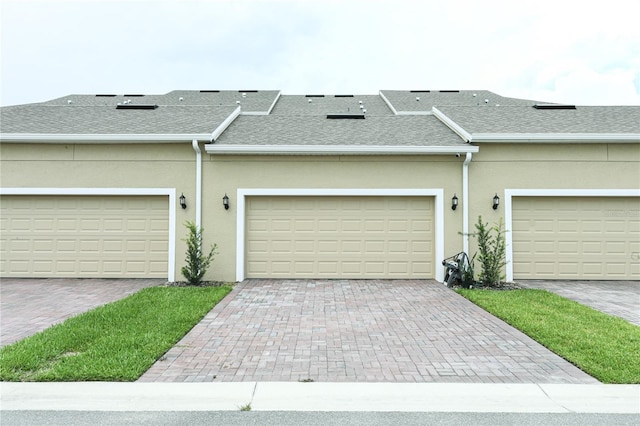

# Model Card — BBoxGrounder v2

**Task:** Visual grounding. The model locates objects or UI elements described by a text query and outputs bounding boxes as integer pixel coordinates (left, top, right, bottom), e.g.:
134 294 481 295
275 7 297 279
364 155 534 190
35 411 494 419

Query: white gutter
462 152 472 255
431 107 472 142
469 133 640 143
211 106 241 142
205 144 479 155
191 140 202 230
0 134 211 143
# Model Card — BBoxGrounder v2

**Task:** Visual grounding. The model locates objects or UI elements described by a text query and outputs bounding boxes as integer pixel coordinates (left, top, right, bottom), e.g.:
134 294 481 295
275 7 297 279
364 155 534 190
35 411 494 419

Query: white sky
2 0 639 106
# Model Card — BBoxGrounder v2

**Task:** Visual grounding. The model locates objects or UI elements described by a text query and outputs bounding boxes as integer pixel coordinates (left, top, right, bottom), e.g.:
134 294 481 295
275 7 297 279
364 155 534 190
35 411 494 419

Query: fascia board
378 91 399 115
431 107 472 142
0 133 210 143
210 106 242 142
205 144 479 155
471 133 640 143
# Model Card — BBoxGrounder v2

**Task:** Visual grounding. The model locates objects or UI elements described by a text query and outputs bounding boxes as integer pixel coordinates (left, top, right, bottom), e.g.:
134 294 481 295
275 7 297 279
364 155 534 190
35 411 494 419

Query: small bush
473 216 507 286
181 221 218 285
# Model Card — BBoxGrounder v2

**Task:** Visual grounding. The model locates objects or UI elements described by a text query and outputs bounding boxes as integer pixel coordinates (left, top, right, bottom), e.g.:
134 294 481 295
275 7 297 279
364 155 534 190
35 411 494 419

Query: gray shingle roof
270 95 393 116
435 105 640 134
380 90 539 113
213 114 467 147
1 104 237 135
40 90 281 113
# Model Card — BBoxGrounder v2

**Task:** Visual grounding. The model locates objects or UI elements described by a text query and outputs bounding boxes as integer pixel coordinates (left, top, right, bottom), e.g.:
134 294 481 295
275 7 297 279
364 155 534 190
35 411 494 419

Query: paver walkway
139 279 598 384
0 278 162 346
518 280 640 326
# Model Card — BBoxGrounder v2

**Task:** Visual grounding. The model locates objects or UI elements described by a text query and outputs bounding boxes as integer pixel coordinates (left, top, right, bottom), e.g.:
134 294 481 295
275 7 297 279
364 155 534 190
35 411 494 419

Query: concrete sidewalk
2 382 639 413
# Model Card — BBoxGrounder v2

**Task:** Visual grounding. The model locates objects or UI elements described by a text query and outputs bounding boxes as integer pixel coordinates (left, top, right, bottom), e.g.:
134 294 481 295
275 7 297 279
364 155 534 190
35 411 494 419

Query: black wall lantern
223 193 230 210
451 194 459 211
179 193 187 209
492 193 500 210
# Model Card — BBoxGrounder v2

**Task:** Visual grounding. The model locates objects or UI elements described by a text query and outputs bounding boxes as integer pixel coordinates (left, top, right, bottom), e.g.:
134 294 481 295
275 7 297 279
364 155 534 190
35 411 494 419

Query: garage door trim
236 188 444 282
0 187 177 281
504 188 640 281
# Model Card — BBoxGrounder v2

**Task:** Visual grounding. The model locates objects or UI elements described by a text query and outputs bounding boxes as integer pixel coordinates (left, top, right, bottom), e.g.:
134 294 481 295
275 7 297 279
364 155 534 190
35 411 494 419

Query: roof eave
470 133 640 143
0 133 212 143
204 144 479 155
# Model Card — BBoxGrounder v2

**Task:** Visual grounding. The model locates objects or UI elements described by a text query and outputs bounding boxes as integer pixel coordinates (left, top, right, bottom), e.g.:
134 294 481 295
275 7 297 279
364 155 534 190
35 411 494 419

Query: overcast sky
2 0 639 106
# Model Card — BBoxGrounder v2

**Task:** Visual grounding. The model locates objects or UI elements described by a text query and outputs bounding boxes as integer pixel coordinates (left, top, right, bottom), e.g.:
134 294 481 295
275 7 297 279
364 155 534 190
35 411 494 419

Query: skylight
115 104 158 110
533 104 577 110
326 113 365 119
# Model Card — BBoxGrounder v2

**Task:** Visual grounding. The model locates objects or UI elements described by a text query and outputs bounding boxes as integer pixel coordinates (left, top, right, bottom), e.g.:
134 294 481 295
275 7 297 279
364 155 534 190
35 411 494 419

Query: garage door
0 195 169 278
246 196 434 278
512 197 640 280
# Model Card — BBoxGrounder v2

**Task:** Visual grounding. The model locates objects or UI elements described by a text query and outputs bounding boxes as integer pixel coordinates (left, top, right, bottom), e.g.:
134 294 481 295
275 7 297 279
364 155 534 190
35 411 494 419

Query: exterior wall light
492 193 500 210
179 193 187 210
451 194 459 211
223 193 230 210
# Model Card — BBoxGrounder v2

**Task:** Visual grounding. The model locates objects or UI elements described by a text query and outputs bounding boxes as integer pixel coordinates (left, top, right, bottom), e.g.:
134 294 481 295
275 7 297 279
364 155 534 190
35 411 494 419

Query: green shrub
473 216 507 286
181 221 217 285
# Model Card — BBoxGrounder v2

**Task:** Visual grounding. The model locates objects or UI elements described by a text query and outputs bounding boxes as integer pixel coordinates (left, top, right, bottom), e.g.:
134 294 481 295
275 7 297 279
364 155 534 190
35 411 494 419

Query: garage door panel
246 196 434 279
0 195 168 278
513 197 639 280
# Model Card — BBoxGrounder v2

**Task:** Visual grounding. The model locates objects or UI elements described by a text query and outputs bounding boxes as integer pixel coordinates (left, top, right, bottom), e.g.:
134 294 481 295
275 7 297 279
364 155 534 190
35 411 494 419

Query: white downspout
192 140 202 229
462 152 473 254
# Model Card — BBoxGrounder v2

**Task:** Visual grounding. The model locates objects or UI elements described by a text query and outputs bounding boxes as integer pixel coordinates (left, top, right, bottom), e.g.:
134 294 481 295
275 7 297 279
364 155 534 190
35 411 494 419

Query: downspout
462 152 473 255
192 140 202 229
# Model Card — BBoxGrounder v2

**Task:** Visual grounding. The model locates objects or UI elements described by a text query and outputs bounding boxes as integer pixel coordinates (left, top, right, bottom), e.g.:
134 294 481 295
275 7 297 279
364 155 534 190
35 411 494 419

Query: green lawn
457 288 640 384
0 285 232 382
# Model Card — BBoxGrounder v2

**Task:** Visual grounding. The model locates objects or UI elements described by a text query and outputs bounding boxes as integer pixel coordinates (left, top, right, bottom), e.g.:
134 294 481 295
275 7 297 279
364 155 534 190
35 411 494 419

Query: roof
0 104 238 136
434 105 640 142
379 90 539 113
212 114 466 147
1 89 638 148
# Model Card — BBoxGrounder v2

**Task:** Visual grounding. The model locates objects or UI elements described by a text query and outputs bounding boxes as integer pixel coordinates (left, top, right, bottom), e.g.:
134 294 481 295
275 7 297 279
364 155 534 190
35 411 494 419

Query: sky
2 0 639 106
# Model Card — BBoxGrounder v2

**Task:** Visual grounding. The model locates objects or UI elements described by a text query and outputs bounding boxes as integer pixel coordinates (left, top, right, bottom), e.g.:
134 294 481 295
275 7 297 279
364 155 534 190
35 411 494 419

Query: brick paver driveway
518 280 640 326
0 278 163 347
140 279 598 384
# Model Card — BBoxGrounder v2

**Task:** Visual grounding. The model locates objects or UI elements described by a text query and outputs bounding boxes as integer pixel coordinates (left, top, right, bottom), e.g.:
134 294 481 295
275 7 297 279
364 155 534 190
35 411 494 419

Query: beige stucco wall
466 143 640 278
2 141 638 282
0 142 199 281
202 154 464 281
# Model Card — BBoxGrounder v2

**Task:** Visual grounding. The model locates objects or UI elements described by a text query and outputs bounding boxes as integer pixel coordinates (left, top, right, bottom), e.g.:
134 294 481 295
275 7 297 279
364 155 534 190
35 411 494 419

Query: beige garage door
246 196 434 278
512 197 640 280
0 195 169 278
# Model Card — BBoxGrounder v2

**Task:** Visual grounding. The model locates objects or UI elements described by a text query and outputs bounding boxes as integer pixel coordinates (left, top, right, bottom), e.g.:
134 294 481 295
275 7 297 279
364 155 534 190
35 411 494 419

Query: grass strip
457 288 640 384
0 285 232 381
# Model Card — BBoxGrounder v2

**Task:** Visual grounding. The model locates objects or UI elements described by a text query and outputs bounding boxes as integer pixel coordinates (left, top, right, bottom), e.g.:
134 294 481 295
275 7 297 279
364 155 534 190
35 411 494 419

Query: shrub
181 221 217 285
473 216 507 286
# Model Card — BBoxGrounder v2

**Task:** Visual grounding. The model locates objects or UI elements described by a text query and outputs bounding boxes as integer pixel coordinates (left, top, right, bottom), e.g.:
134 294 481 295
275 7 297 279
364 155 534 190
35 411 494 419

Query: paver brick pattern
139 279 598 384
0 278 162 347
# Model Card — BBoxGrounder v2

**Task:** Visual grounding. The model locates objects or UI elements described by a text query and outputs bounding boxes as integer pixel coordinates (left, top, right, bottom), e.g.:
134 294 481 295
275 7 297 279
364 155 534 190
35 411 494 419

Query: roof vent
95 94 117 97
533 104 576 110
124 94 145 97
326 113 365 119
200 90 220 93
334 94 354 97
439 90 460 93
115 104 158 110
410 90 430 93
238 90 258 93
305 94 325 98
